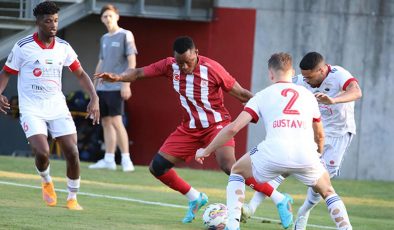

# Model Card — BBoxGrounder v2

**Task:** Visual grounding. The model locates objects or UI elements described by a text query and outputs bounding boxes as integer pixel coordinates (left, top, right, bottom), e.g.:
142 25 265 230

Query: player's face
301 65 325 88
174 49 198 74
37 14 58 37
101 10 119 30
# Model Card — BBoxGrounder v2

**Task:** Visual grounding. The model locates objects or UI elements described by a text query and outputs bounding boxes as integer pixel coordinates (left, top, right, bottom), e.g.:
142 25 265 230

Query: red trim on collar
33 32 55 49
325 64 331 77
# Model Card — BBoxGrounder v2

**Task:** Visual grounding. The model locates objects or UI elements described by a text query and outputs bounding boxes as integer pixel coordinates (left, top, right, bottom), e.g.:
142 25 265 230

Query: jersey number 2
281 88 300 115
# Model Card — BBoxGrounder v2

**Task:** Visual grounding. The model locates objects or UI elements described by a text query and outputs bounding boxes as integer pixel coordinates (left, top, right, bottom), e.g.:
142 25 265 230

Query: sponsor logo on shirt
33 68 42 77
111 42 120 47
216 125 223 129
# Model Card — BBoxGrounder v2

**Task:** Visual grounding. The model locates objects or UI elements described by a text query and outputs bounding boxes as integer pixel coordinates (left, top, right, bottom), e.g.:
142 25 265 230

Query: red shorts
159 120 235 162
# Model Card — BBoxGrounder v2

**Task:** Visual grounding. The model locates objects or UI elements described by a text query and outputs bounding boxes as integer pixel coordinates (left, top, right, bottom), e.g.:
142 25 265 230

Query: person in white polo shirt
0 1 99 210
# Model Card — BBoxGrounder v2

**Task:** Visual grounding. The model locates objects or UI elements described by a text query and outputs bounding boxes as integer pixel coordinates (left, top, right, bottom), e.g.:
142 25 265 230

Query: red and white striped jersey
3 33 80 119
143 55 236 129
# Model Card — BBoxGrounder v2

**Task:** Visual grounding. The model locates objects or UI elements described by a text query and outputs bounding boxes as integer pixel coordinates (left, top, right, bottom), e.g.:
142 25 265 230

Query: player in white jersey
0 1 99 210
240 52 362 229
196 52 352 230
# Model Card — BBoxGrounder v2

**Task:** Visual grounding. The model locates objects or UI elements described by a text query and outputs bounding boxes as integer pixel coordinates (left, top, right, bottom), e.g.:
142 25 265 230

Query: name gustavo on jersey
272 119 305 129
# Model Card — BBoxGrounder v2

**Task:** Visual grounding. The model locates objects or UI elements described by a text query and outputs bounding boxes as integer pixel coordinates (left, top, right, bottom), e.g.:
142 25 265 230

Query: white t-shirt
244 82 321 168
293 65 358 137
4 33 80 119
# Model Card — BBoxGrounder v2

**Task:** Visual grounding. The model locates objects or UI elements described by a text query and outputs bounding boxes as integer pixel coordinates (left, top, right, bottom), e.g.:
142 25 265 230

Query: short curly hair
33 1 60 18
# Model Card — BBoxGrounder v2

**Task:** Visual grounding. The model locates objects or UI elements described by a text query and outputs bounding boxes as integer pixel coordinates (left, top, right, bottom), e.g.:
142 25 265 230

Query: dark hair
100 4 119 16
268 52 293 72
299 52 324 70
173 36 195 54
33 1 59 18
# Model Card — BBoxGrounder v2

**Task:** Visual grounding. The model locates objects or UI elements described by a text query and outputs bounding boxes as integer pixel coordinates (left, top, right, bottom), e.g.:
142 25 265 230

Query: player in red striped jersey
95 36 292 225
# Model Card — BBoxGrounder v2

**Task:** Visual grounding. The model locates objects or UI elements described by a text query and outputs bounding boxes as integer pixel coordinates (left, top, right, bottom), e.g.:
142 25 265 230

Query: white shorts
250 148 326 187
20 113 76 139
322 133 353 177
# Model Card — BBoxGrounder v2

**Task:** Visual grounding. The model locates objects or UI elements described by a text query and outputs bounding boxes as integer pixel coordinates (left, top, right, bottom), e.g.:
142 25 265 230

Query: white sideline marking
0 180 335 229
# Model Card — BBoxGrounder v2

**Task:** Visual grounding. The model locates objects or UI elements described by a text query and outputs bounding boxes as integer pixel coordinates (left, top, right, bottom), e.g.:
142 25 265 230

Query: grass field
0 155 393 230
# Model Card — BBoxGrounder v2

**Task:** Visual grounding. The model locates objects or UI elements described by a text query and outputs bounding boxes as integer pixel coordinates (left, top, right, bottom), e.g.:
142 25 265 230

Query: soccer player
89 4 137 172
0 1 100 210
196 52 353 230
95 36 292 225
240 52 362 229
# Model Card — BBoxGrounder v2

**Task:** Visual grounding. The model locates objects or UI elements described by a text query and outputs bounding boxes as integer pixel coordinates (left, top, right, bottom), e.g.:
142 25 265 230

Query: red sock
245 177 274 197
155 169 191 195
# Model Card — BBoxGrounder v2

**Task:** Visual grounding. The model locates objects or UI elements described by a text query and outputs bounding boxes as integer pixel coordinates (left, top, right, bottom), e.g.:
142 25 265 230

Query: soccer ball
202 203 228 230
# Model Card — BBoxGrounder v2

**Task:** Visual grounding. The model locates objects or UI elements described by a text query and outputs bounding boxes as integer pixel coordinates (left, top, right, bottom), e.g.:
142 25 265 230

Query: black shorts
97 91 124 117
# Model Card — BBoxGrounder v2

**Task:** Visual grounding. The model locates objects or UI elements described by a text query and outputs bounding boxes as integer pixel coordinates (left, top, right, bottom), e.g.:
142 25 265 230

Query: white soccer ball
202 203 228 230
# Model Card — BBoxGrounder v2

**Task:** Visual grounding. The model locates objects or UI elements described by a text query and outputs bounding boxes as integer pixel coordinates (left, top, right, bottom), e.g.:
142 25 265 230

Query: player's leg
225 152 254 230
50 116 82 210
22 114 57 207
89 91 116 170
112 115 134 172
313 171 352 229
295 134 352 229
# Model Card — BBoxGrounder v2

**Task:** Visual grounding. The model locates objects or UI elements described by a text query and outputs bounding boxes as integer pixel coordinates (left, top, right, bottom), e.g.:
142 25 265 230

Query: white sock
104 153 115 162
298 187 322 216
226 174 245 230
270 190 286 205
121 153 131 161
268 175 285 188
67 177 80 201
36 165 52 183
248 192 266 213
325 194 352 229
185 187 200 201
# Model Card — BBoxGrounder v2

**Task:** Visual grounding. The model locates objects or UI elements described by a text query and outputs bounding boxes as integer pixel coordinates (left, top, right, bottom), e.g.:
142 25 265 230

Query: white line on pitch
0 180 335 229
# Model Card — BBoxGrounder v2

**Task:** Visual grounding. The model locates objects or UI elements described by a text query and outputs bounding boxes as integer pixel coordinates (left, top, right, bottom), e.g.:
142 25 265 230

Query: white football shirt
293 65 357 137
3 33 81 119
244 82 321 168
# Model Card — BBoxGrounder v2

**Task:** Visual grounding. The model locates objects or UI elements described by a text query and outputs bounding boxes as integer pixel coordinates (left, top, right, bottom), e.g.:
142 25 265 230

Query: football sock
121 152 130 160
325 194 352 229
248 176 285 211
67 177 80 201
298 187 322 216
185 187 200 201
270 189 286 205
156 169 191 195
36 165 52 183
104 153 115 162
226 174 245 230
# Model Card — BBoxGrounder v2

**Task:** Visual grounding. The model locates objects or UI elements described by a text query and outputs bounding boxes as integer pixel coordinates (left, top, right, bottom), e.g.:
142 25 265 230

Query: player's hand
195 148 211 164
86 95 100 125
0 95 10 114
314 92 335 105
121 84 132 100
94 72 121 82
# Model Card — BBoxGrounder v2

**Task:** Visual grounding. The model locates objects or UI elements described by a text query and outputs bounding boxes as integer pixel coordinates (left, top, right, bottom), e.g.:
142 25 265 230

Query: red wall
119 8 256 169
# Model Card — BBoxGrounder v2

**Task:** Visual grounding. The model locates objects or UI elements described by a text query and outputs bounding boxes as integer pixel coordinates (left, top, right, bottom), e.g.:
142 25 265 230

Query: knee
32 145 50 158
149 154 174 177
318 185 336 199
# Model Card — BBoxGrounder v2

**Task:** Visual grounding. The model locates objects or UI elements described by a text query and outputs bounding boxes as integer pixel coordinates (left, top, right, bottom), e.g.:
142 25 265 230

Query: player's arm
312 120 325 154
195 111 252 164
120 54 136 100
0 70 11 114
228 81 254 103
72 67 100 125
315 81 362 104
95 67 145 83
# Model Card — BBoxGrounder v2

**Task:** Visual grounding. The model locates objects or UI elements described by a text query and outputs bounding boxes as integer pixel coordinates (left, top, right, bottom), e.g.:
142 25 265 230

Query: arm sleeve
3 44 22 75
310 93 322 122
64 45 81 72
125 30 138 56
244 95 261 123
336 67 358 91
211 61 236 92
142 58 170 78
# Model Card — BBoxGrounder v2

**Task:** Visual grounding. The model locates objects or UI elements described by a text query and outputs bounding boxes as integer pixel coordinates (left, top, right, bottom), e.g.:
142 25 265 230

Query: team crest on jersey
33 68 42 77
7 51 13 63
201 79 209 87
173 73 180 81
